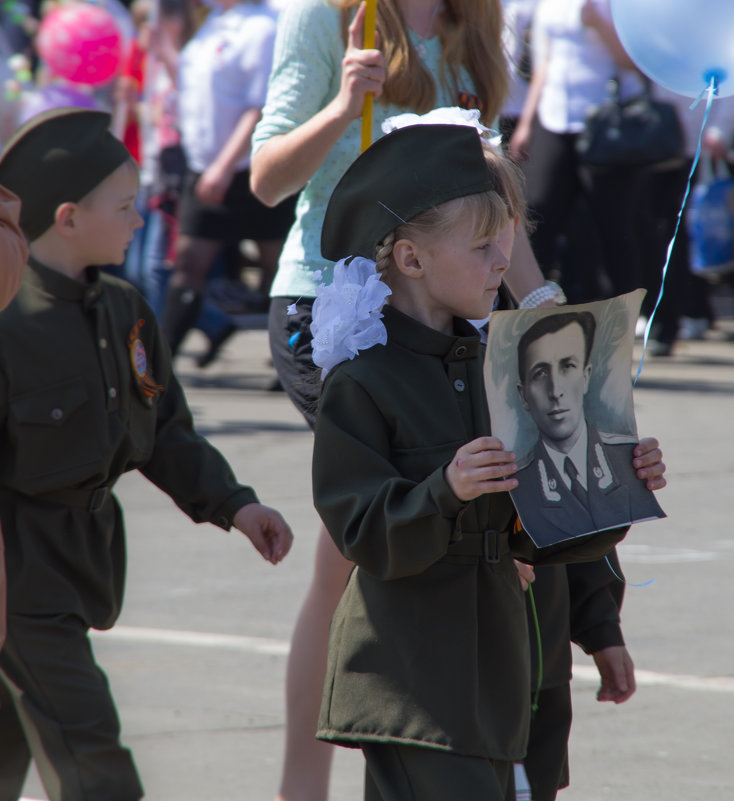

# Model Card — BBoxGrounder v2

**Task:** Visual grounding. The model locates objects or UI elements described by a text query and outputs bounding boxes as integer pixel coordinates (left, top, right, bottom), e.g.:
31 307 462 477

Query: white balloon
611 0 734 98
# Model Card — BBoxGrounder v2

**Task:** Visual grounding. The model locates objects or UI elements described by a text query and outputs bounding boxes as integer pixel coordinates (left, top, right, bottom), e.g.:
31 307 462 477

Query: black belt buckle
89 486 109 513
483 529 500 563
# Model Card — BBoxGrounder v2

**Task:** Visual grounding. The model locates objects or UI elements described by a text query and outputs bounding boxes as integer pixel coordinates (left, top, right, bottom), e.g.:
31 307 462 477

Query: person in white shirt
509 0 646 303
499 0 540 142
161 0 297 356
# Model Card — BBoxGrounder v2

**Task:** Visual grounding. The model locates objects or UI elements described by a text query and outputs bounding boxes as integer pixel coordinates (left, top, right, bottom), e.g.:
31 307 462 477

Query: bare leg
275 525 353 801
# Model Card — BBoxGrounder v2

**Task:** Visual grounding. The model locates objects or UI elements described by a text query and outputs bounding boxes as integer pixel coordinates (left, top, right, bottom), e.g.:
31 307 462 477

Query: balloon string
634 75 718 384
605 554 654 588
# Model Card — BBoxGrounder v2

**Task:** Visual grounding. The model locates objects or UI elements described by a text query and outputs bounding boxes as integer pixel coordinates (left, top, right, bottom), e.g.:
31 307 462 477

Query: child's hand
592 645 636 704
514 560 535 591
445 436 518 501
233 503 294 565
632 437 667 491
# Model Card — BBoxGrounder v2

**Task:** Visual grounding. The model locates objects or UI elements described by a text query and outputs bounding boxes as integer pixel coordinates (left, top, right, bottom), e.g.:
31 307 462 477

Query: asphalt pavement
21 293 734 801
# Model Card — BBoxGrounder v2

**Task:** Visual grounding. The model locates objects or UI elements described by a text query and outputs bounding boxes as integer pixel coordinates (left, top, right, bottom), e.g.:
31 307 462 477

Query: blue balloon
611 0 734 98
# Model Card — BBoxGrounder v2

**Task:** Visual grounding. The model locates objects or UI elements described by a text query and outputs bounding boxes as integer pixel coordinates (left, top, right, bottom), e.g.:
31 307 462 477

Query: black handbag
576 77 685 168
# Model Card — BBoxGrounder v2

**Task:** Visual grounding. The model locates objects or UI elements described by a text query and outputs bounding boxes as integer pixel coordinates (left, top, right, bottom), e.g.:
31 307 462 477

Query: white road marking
572 664 734 693
92 624 289 655
93 625 734 694
618 543 717 563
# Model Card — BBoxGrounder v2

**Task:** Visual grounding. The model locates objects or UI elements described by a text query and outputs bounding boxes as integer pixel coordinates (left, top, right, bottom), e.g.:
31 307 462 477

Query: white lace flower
310 257 392 379
381 106 503 149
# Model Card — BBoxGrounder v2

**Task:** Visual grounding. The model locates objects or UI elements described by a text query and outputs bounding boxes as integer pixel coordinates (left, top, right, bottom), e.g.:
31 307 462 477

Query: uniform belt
444 529 510 563
30 484 115 513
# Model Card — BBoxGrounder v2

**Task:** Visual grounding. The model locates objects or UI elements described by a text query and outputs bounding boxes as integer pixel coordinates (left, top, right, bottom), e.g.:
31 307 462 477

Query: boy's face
74 160 142 266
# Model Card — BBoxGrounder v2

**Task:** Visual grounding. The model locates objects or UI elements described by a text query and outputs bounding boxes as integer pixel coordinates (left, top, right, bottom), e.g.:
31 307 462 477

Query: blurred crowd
1 0 294 370
1 0 733 366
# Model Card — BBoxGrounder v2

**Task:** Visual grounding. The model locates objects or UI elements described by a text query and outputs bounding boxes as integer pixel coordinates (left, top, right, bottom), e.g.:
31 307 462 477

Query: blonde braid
375 230 396 275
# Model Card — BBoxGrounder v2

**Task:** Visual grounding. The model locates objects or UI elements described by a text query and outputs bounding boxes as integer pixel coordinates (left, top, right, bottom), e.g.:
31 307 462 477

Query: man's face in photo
518 321 592 452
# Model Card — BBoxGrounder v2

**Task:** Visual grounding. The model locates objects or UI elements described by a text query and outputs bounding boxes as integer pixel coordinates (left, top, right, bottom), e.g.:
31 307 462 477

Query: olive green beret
321 124 497 262
0 107 132 241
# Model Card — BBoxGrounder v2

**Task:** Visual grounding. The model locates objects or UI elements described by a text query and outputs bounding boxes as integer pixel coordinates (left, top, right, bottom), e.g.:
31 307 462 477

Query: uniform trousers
524 683 572 801
362 743 516 801
0 613 143 801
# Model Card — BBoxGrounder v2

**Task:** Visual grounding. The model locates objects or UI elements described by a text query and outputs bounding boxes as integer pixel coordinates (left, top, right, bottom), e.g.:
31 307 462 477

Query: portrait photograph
484 289 665 548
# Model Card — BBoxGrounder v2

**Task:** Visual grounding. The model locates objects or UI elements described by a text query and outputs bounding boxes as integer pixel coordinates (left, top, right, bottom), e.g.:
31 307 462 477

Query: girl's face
398 214 516 334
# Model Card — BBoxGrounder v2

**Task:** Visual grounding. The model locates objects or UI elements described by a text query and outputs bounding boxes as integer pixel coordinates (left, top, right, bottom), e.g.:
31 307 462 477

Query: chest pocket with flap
8 377 104 490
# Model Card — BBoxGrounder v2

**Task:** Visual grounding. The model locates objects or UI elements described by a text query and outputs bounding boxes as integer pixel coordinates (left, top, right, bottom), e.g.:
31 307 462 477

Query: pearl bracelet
518 281 567 309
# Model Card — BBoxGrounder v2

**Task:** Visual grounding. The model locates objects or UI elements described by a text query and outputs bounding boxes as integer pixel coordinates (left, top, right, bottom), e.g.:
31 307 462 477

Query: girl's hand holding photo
445 436 519 501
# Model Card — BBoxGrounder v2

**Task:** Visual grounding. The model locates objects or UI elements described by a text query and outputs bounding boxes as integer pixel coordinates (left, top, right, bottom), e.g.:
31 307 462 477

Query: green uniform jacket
0 260 257 632
313 307 627 760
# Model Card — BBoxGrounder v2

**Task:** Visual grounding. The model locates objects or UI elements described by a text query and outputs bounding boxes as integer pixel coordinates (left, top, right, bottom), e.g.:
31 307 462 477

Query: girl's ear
391 238 424 279
54 202 79 237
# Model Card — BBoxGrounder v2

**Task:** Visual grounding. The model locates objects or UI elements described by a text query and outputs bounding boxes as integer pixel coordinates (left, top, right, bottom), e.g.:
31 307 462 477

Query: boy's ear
54 202 80 237
391 238 424 279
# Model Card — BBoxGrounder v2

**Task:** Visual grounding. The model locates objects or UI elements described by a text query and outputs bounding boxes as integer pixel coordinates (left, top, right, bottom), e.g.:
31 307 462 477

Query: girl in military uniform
0 108 293 801
309 114 667 801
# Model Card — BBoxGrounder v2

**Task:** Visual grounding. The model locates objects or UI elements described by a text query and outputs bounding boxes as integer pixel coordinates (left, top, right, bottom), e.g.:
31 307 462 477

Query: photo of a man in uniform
508 308 664 548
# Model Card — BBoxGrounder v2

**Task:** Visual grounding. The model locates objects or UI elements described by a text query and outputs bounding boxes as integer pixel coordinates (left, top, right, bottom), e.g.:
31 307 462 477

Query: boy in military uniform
512 310 664 546
0 109 293 801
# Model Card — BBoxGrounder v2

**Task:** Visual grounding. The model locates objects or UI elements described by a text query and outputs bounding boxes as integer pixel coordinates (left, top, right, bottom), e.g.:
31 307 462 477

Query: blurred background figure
159 0 297 360
509 0 647 304
499 0 539 144
636 87 734 355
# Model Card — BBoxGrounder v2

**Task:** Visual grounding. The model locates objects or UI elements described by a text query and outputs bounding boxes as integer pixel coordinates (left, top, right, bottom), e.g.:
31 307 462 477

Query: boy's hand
445 436 518 501
633 437 667 491
233 503 294 565
592 645 636 703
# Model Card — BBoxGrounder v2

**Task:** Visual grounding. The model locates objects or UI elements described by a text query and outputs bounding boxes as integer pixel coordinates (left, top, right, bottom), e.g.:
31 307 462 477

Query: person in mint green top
250 3 555 800
252 0 485 299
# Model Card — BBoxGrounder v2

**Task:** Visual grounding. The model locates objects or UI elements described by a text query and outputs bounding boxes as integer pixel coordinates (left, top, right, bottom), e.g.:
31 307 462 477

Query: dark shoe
196 323 237 368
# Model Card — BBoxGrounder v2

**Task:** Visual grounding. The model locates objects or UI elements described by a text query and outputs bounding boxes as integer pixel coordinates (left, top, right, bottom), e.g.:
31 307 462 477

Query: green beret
321 124 498 262
0 108 132 241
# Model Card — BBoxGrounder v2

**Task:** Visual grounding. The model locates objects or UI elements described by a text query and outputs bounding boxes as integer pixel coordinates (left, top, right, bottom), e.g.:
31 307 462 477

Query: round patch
131 338 147 376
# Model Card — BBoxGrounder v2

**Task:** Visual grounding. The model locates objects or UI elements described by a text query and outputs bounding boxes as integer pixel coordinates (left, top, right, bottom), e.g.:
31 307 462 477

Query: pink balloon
36 4 124 87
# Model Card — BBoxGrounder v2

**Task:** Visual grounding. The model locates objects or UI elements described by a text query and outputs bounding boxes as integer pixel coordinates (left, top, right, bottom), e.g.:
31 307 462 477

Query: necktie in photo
564 457 587 505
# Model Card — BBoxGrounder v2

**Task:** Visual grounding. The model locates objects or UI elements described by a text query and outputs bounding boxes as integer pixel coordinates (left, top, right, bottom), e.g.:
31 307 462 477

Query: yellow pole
360 0 378 153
